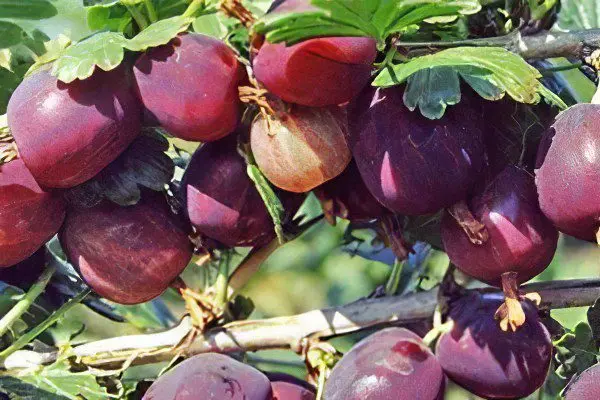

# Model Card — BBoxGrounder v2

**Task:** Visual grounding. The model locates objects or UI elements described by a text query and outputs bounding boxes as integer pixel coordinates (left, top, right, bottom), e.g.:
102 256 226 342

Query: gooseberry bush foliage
0 0 599 399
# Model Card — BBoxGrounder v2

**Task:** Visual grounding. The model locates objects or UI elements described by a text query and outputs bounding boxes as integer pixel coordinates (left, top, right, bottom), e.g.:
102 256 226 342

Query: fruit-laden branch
395 29 600 60
3 278 600 371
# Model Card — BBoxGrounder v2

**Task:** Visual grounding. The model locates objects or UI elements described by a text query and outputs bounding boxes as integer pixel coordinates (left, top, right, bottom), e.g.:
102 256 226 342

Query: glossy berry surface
436 292 552 399
564 363 600 400
7 69 141 188
0 160 65 268
441 166 558 286
251 105 351 193
314 160 388 222
272 381 315 400
535 103 600 242
324 327 445 400
347 86 485 215
143 353 272 400
182 137 299 248
59 193 192 304
253 0 376 107
134 33 244 142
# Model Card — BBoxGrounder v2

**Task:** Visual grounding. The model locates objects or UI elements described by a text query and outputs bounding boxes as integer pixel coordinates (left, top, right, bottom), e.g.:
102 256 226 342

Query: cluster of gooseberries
1 0 599 398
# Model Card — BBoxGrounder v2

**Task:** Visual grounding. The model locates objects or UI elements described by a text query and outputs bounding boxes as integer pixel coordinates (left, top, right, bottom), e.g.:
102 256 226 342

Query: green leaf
51 32 127 83
25 34 71 77
0 21 23 49
0 0 57 19
254 0 480 45
403 66 461 119
192 13 229 39
125 16 193 51
374 46 568 117
556 0 600 31
1 360 112 400
0 67 20 114
0 376 71 400
554 322 599 382
247 162 286 244
86 1 133 34
64 129 174 207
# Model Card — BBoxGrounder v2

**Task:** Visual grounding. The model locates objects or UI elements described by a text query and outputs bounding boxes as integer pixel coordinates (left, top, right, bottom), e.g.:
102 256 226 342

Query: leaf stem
183 0 204 18
315 364 326 400
0 265 56 339
0 289 90 360
143 0 158 23
384 259 404 296
215 251 231 309
124 4 149 31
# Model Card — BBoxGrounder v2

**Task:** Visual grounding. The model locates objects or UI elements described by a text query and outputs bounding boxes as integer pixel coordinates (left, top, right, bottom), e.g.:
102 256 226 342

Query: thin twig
4 279 600 370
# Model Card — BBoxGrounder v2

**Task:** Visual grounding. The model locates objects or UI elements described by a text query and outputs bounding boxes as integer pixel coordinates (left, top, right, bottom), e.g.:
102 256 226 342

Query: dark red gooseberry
134 34 244 142
441 166 558 286
0 159 65 268
59 193 192 305
252 0 376 107
535 103 600 243
324 328 445 400
143 353 272 400
182 137 300 248
251 105 351 193
272 381 315 400
347 86 486 215
436 292 552 399
314 160 388 222
564 363 600 400
0 249 45 289
265 372 316 394
7 69 141 188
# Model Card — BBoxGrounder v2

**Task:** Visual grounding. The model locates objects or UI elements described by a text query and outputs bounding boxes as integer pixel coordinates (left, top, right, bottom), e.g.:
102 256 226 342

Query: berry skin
271 381 315 400
564 363 600 400
253 0 377 107
0 159 65 268
142 353 272 400
182 136 301 248
436 292 552 399
59 193 192 305
347 86 486 215
7 69 141 188
324 328 445 400
250 105 351 193
134 34 245 142
535 103 600 243
441 166 558 286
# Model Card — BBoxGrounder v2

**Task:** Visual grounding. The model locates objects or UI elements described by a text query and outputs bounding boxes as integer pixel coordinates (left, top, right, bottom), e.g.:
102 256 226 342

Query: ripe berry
7 69 141 188
535 103 600 243
324 328 445 400
59 192 192 304
134 34 245 142
347 86 485 215
0 159 65 267
436 292 552 399
564 363 600 400
253 0 377 106
143 353 272 400
250 105 351 193
182 136 301 248
441 166 558 286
